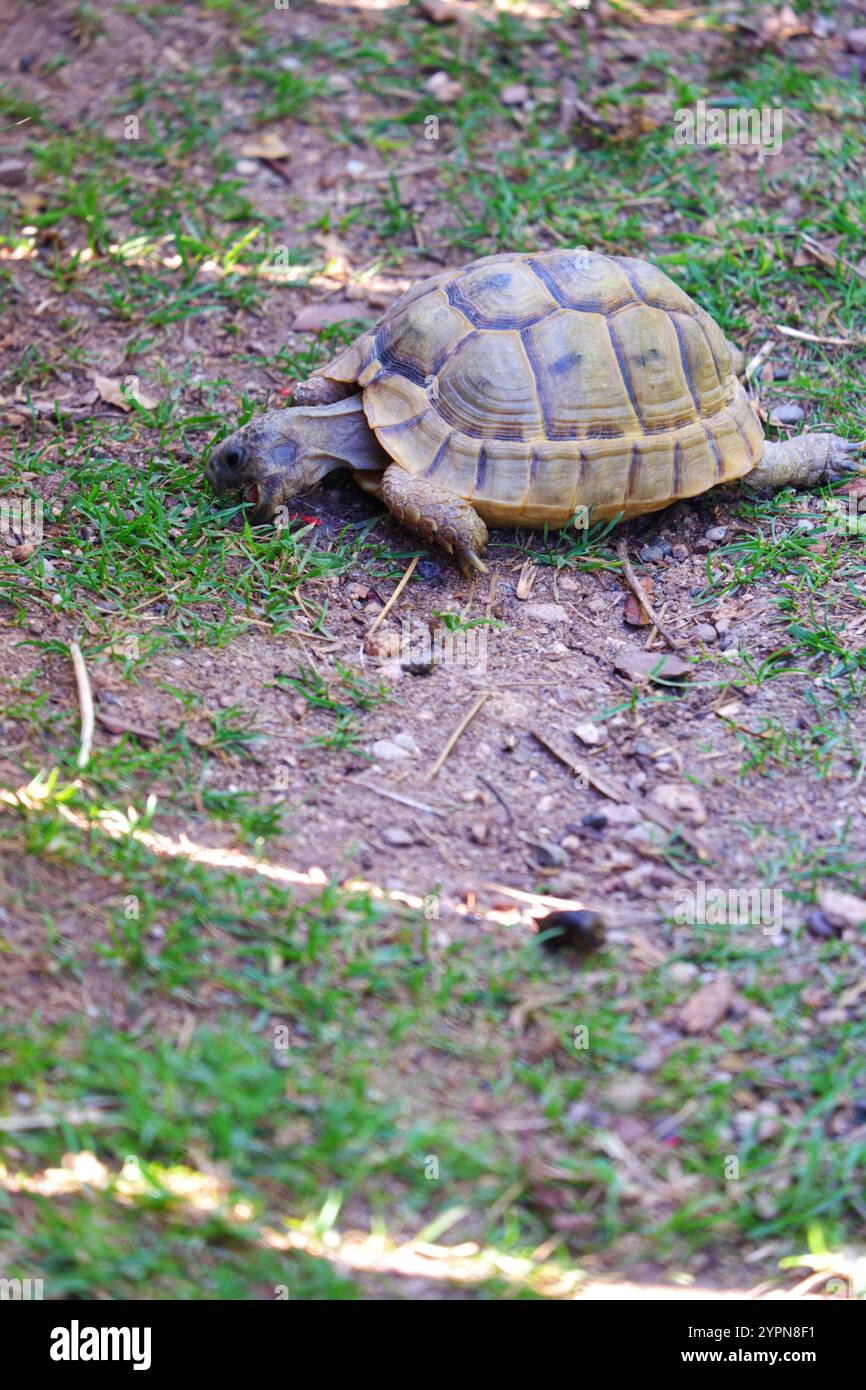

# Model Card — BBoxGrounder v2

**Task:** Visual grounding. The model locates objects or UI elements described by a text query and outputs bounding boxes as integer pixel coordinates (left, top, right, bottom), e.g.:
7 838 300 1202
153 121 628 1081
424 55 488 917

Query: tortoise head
206 395 387 520
206 408 325 520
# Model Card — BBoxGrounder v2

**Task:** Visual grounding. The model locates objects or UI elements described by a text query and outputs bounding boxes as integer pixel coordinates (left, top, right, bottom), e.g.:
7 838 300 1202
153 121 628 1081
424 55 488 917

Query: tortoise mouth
243 483 261 508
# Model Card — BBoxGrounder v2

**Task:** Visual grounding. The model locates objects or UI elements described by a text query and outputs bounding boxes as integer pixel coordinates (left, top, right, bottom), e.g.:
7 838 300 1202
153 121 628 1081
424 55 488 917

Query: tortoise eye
221 444 245 470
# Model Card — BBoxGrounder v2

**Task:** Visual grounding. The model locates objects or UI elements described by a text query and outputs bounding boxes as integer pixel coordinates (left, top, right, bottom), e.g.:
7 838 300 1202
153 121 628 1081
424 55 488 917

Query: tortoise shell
312 249 764 527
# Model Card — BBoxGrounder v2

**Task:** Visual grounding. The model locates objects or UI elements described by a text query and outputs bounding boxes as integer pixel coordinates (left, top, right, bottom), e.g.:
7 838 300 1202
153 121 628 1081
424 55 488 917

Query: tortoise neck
293 394 388 476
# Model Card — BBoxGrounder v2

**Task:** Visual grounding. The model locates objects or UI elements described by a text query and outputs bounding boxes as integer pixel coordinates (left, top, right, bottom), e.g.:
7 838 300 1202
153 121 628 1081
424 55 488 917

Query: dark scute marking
445 279 557 330
669 315 700 412
378 346 427 387
431 328 479 375
529 448 540 485
672 439 682 497
613 257 711 322
624 443 641 501
695 315 726 386
425 433 453 478
733 416 758 461
705 427 724 479
605 318 645 430
638 347 664 367
527 257 568 306
272 440 300 467
547 425 623 442
551 350 583 376
520 328 551 434
613 258 649 306
526 258 622 313
432 394 525 441
476 272 513 293
445 281 482 327
377 412 427 436
475 444 488 492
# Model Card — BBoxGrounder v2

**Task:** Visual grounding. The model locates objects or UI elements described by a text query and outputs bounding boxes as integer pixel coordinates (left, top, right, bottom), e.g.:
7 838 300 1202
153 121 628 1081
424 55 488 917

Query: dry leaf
679 977 734 1035
759 4 810 45
418 0 460 20
624 577 654 625
816 886 866 931
93 373 159 412
425 71 462 102
648 783 707 826
515 559 539 599
240 131 292 160
291 301 366 332
501 83 529 106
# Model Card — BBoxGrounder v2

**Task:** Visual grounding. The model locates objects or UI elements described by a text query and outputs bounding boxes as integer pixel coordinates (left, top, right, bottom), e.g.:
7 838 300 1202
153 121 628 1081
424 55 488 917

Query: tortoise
207 249 861 574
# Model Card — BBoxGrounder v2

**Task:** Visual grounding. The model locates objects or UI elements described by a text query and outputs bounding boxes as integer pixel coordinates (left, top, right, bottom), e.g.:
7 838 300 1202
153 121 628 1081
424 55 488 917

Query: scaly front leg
380 464 489 576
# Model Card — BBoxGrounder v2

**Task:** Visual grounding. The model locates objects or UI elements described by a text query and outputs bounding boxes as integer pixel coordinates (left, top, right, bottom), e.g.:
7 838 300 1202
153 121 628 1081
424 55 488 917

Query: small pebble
382 825 415 847
667 961 699 985
574 720 606 746
769 402 805 426
694 623 717 642
632 1044 665 1074
805 908 837 940
532 841 567 868
500 82 529 105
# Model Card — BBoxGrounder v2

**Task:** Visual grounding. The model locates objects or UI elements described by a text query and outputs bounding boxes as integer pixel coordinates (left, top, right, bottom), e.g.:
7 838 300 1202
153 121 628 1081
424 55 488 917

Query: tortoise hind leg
380 464 489 576
751 433 863 487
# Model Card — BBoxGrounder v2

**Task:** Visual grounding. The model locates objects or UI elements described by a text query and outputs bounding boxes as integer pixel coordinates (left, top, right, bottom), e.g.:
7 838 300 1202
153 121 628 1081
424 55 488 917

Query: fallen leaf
418 0 460 20
92 373 159 412
240 131 292 160
291 301 367 332
648 783 707 826
624 576 654 625
679 977 734 1035
816 885 866 932
500 83 529 106
425 71 462 102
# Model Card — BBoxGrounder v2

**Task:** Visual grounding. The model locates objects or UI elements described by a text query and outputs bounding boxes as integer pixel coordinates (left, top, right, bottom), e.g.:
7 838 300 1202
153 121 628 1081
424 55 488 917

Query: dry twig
616 538 683 651
69 642 94 770
428 691 489 780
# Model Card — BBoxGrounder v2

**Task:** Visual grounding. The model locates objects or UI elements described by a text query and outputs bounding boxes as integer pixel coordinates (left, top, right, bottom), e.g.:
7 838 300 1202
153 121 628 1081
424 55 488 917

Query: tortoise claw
457 549 489 579
827 437 865 479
